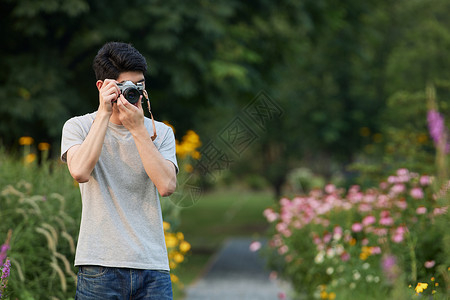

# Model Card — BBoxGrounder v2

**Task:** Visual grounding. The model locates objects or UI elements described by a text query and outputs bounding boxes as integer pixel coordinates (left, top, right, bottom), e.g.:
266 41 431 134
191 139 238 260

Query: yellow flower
176 130 202 159
191 151 201 160
163 221 171 231
165 233 178 248
19 136 34 145
179 241 191 253
349 238 356 246
415 283 428 293
320 291 328 299
185 164 194 173
176 232 184 241
173 252 184 263
169 261 177 269
24 153 36 164
170 274 179 283
328 292 336 300
359 246 371 260
38 142 51 151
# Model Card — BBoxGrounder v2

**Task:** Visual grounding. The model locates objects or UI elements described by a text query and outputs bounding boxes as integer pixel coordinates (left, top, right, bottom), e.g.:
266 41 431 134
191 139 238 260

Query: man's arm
66 112 110 183
67 79 119 183
116 95 177 196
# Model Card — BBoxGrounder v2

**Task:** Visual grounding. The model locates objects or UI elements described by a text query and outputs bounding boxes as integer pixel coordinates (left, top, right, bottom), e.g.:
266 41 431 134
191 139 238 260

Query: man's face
116 71 145 107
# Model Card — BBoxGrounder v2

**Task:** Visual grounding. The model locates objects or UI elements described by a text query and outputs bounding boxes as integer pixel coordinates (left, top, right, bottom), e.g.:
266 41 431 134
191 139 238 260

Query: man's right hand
98 79 120 115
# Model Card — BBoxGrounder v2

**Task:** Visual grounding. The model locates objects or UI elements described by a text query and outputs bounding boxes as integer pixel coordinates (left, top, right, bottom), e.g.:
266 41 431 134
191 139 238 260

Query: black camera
117 81 145 104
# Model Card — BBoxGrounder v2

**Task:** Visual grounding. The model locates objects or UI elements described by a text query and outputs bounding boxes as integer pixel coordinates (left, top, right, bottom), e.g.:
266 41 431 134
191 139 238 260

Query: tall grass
0 148 81 299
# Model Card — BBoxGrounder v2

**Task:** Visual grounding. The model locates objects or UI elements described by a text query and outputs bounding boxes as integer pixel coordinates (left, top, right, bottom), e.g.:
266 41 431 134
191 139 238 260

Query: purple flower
1 259 10 280
427 110 450 152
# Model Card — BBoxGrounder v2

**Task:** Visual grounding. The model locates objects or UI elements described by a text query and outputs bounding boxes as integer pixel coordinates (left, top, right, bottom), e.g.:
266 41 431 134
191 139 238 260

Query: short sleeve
158 127 179 174
60 118 85 163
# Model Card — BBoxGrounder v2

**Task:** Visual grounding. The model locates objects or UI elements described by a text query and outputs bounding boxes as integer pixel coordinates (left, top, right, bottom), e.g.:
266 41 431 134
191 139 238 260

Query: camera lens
123 88 140 104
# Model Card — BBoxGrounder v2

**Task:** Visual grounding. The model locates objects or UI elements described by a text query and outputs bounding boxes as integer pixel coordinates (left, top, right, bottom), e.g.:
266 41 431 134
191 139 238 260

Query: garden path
184 237 292 300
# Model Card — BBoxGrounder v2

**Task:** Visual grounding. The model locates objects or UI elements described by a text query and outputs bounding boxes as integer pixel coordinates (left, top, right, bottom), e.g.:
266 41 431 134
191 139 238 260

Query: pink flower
387 176 397 184
397 168 409 176
278 245 289 255
325 184 336 194
424 260 435 268
362 215 376 226
323 233 332 244
371 246 381 255
263 208 279 223
379 182 388 189
416 206 427 215
410 187 424 199
391 183 406 194
340 252 350 262
433 206 448 216
278 292 286 300
373 228 388 236
333 226 343 235
392 234 404 243
420 175 431 186
395 200 408 210
352 223 363 232
391 226 407 243
380 217 394 226
249 241 262 252
358 203 372 212
379 211 394 226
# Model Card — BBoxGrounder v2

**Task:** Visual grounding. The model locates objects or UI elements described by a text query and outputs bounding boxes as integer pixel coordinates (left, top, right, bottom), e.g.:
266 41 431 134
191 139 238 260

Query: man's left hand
117 95 145 133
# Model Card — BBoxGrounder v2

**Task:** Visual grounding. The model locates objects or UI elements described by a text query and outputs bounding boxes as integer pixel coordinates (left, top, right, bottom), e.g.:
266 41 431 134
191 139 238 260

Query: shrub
265 168 449 299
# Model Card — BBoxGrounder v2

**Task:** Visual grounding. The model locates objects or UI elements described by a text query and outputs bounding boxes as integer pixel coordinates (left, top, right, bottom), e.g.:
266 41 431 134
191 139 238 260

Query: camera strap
143 90 157 141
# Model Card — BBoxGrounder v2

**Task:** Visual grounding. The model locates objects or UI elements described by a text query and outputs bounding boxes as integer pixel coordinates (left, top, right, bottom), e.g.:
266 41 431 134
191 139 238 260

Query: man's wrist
96 110 112 120
130 124 151 140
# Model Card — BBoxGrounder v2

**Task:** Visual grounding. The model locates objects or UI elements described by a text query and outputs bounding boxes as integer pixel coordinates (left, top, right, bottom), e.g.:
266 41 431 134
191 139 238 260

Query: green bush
0 148 81 299
264 169 449 299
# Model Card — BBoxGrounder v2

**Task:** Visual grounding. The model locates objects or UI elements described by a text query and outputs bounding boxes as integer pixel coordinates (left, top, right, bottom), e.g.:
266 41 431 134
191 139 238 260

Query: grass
170 187 275 299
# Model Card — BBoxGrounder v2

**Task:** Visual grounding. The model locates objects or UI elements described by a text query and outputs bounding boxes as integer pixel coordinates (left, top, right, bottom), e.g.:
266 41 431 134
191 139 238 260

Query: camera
117 81 145 104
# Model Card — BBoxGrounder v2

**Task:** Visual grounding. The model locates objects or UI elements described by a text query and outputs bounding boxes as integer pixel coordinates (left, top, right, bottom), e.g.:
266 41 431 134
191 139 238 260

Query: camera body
117 81 145 104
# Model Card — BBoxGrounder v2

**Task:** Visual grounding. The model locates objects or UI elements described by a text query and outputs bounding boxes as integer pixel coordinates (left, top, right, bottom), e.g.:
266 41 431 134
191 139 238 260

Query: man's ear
96 80 103 91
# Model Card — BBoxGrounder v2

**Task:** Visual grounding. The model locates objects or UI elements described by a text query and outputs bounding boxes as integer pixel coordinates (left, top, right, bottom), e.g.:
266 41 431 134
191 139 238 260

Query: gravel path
184 237 292 300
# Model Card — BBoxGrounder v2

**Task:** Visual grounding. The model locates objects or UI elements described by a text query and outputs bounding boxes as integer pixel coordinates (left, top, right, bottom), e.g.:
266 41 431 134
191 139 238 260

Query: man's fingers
137 96 143 110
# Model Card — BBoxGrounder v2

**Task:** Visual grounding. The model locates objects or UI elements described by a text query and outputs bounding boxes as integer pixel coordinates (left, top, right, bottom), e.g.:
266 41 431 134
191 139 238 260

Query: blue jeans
75 266 173 300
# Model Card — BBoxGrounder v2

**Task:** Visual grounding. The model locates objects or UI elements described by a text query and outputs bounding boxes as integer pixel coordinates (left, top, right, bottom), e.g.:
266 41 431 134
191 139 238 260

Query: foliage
0 142 190 298
0 148 81 299
0 231 12 300
264 169 449 299
3 0 450 195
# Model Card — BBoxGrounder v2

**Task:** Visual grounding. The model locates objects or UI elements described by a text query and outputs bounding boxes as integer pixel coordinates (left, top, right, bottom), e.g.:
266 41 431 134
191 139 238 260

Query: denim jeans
75 266 173 300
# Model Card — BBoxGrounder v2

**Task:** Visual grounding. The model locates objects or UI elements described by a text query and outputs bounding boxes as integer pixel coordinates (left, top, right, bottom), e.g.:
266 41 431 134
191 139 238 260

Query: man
61 42 178 299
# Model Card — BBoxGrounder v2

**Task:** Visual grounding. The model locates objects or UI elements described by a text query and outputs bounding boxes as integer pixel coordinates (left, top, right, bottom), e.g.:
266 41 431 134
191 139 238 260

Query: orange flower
19 136 34 145
38 142 51 151
24 153 36 164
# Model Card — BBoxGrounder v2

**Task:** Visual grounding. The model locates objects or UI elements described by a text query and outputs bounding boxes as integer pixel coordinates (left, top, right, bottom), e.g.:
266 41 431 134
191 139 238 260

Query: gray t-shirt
61 111 178 270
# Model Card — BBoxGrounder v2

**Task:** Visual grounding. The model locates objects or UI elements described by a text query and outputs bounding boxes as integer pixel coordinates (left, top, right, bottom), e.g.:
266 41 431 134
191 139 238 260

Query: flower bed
265 169 449 299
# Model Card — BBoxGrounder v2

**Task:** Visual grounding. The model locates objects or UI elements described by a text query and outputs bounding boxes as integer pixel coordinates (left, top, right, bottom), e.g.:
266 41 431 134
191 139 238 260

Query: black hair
92 42 147 81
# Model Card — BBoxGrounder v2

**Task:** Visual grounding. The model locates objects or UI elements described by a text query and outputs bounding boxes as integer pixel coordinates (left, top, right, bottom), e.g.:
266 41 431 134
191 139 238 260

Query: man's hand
117 94 145 133
98 79 120 115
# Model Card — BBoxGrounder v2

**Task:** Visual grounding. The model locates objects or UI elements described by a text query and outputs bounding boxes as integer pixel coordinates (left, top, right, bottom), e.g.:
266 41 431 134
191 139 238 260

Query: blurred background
1 0 449 299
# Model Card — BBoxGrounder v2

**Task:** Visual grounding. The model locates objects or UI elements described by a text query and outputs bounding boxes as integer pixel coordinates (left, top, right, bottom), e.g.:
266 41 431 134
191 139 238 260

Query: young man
61 42 178 299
